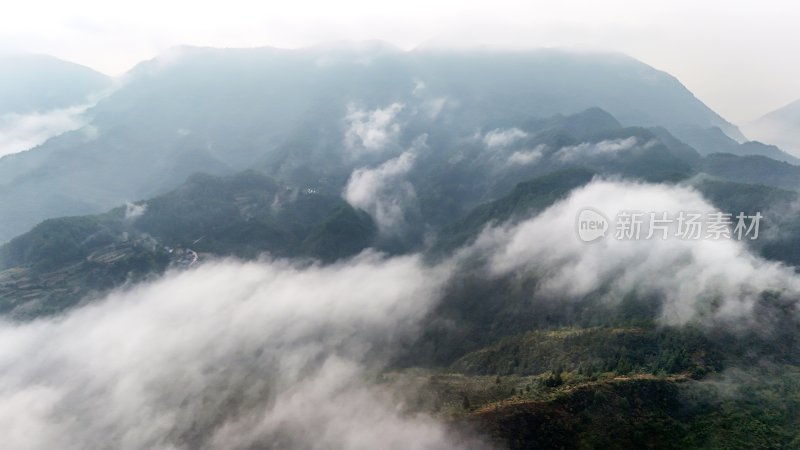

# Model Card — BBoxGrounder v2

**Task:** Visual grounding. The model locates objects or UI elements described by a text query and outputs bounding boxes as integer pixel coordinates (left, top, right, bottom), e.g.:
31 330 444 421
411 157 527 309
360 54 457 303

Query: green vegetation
452 367 800 449
701 154 800 191
0 170 376 317
0 214 121 271
3 113 800 447
451 327 723 378
434 168 596 252
694 178 800 266
389 333 800 449
301 204 377 262
133 170 374 258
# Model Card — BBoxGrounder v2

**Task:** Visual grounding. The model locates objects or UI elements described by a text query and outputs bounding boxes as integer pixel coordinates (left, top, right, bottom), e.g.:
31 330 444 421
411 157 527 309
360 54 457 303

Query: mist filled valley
2 9 800 448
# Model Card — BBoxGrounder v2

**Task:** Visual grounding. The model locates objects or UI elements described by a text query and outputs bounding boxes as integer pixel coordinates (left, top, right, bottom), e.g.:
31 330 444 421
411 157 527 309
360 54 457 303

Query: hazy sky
1 0 798 123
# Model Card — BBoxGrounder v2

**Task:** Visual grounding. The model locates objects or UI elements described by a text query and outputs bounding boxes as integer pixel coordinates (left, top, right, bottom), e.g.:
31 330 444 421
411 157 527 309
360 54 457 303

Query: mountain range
0 44 766 243
3 44 800 449
0 53 111 115
744 99 800 157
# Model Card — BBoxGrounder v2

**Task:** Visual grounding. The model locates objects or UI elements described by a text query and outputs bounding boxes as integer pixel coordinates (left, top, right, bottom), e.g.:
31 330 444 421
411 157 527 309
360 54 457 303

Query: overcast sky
1 0 798 123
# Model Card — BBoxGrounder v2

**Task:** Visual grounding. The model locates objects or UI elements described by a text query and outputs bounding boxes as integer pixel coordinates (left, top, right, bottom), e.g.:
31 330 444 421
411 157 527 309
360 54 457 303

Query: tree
545 365 564 387
462 394 472 411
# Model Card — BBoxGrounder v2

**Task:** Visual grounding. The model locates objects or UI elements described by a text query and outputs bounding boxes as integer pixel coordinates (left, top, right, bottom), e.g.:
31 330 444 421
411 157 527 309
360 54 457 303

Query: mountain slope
0 45 744 242
459 371 800 450
673 126 799 164
744 99 800 156
700 153 800 191
433 168 596 253
0 53 111 115
0 171 375 318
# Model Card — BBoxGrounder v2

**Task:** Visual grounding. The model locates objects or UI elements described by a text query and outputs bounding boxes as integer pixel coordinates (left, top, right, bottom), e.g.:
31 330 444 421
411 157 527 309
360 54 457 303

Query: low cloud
344 150 418 235
483 127 527 149
124 202 147 220
344 102 404 156
0 105 93 157
554 137 638 162
468 179 800 325
0 253 471 450
7 176 800 449
507 145 545 166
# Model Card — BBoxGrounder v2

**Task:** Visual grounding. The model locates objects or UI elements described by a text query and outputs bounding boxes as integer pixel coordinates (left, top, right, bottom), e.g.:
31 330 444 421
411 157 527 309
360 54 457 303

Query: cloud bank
469 179 800 325
0 253 471 450
6 176 800 449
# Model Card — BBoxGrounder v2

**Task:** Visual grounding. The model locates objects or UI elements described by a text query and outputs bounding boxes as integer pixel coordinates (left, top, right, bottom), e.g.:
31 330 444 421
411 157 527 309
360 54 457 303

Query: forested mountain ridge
0 45 751 242
3 45 800 449
0 171 375 317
